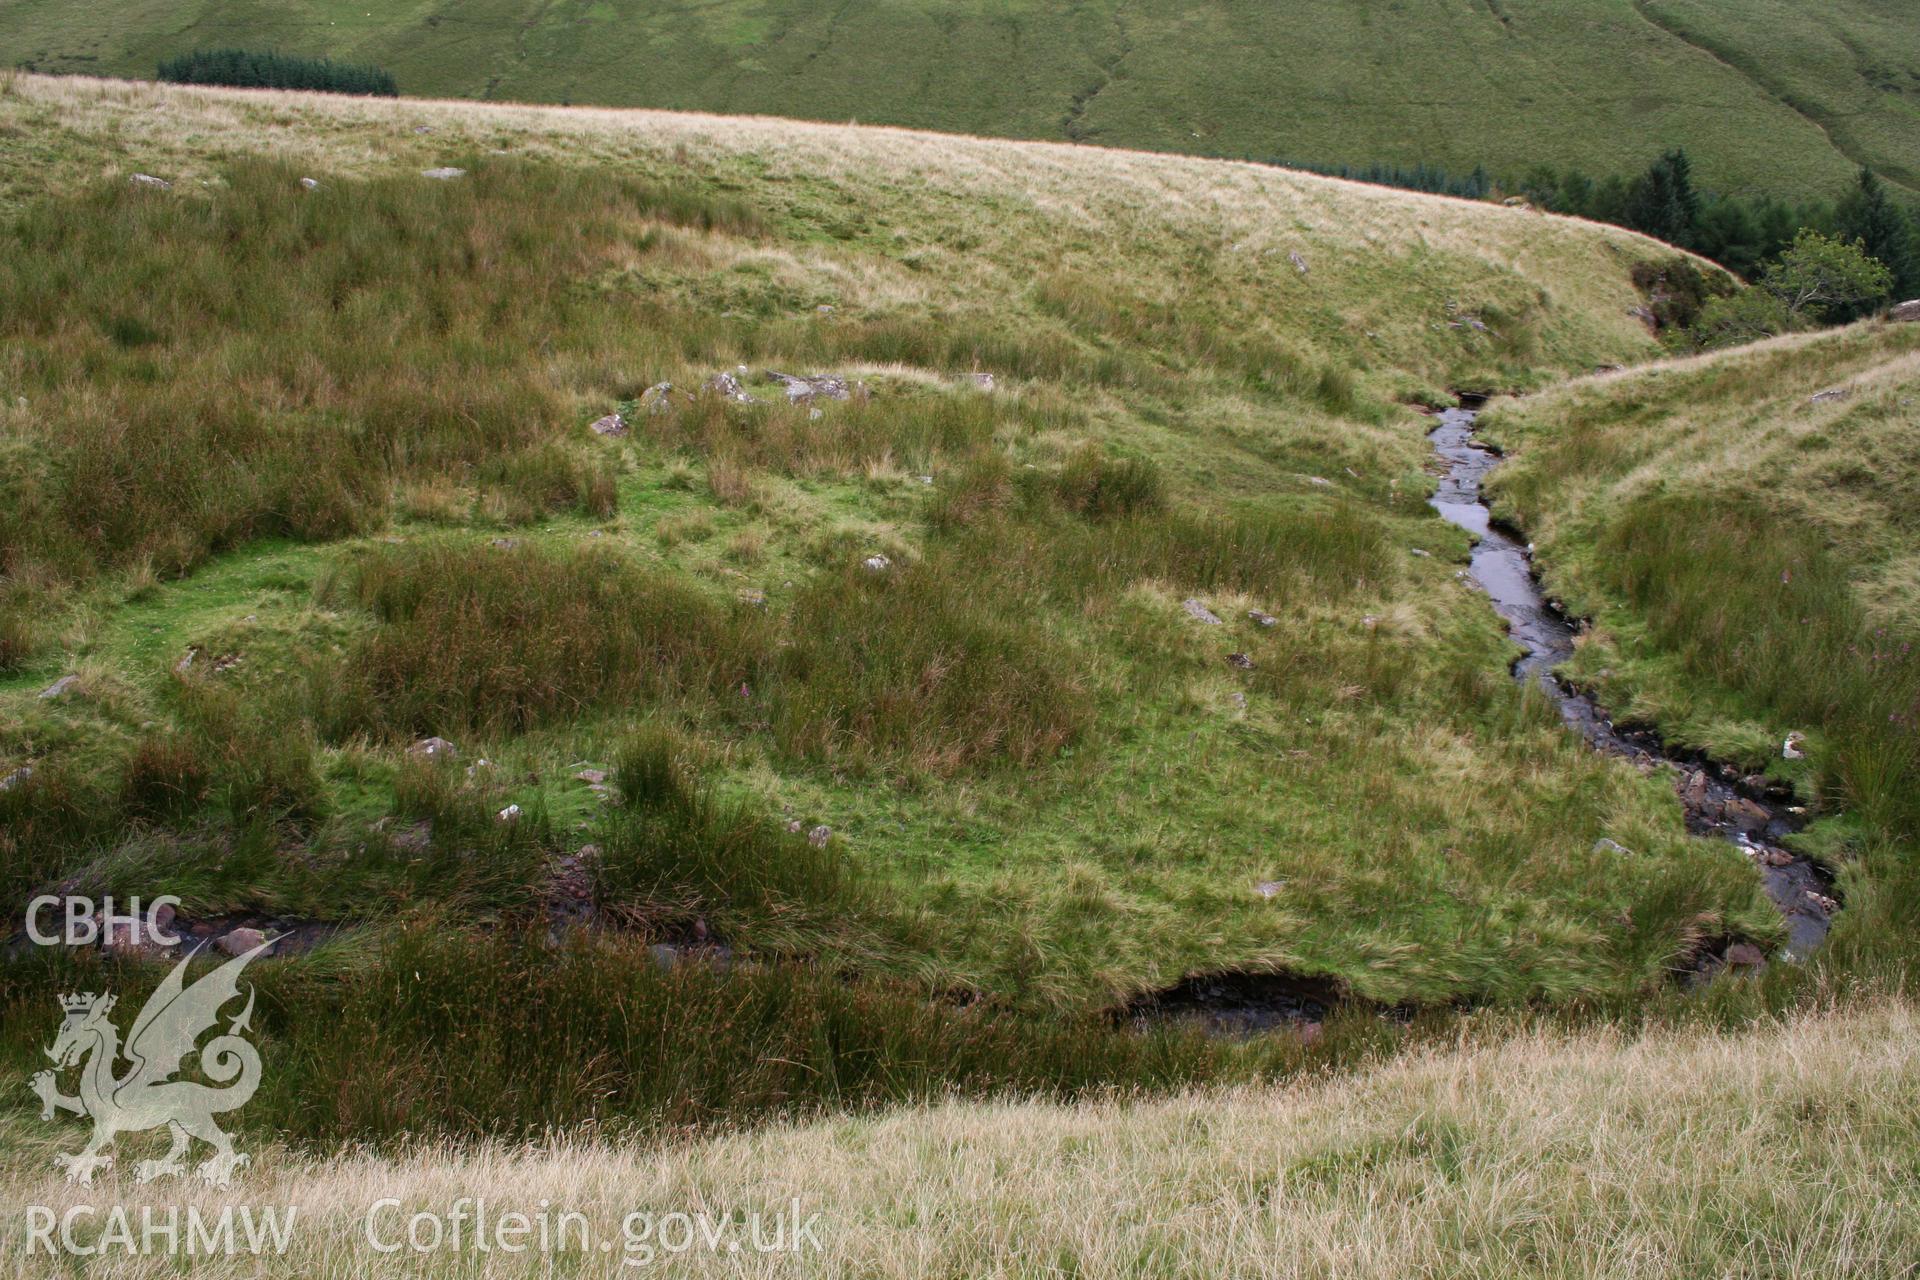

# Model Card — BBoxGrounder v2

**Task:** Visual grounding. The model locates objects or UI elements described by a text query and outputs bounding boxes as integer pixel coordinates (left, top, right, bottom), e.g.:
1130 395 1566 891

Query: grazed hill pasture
0 75 1863 1143
2 0 1918 197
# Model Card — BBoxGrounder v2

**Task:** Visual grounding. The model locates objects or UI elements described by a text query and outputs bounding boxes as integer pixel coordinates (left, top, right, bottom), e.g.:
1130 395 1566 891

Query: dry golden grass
4 998 1915 1277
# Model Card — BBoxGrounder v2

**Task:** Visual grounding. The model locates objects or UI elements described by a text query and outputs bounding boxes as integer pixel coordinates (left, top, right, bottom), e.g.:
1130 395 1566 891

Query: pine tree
1624 149 1701 249
1836 168 1917 300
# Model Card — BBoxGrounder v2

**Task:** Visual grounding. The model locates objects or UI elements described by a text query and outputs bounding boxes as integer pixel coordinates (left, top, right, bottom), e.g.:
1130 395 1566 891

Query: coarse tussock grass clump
315 542 761 740
0 158 744 585
2 996 1912 1276
0 918 1305 1144
1054 443 1167 520
594 724 865 934
772 555 1094 775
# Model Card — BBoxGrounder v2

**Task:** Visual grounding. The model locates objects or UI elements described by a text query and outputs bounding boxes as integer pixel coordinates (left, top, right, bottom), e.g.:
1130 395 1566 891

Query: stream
1430 404 1836 966
1128 403 1838 1032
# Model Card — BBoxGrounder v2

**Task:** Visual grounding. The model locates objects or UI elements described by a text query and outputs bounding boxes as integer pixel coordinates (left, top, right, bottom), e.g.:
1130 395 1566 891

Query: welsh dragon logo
30 937 273 1188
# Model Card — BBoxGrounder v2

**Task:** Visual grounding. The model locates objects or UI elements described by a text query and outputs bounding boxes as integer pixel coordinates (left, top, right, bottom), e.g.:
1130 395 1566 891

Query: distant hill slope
2 0 1916 198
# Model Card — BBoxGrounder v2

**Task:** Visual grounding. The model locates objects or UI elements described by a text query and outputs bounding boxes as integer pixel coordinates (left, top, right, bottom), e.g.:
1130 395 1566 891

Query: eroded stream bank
1130 399 1838 1033
1429 401 1836 967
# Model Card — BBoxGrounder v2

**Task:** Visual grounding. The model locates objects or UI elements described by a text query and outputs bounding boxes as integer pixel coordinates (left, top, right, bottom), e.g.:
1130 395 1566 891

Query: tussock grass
3 998 1914 1276
316 543 758 739
773 556 1093 774
0 158 735 586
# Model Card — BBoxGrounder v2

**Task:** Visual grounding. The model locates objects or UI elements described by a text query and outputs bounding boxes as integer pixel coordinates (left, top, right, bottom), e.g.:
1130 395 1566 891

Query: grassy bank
0 76 1799 1139
1484 319 1920 978
3 996 1914 1276
3 2 1918 196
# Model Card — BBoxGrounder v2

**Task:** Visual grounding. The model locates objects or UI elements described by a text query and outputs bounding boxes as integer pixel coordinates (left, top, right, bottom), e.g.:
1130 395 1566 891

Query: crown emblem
59 992 111 1015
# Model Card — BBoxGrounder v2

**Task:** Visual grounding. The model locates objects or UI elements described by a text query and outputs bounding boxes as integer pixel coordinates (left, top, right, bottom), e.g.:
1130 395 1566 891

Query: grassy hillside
1484 319 1920 984
5 996 1915 1276
0 77 1813 1139
1 1 1917 198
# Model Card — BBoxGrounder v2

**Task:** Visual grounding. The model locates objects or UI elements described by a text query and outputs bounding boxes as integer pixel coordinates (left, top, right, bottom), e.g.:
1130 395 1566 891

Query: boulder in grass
218 928 268 957
129 173 172 190
408 736 458 760
1890 299 1920 323
421 167 467 180
1182 599 1223 625
589 412 628 437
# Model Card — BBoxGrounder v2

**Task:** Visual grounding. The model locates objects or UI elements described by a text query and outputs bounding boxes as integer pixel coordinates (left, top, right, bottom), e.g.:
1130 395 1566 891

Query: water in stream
1430 406 1836 963
1128 404 1837 1031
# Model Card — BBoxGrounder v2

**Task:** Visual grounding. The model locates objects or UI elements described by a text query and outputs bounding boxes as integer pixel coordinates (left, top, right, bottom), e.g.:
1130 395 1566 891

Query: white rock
862 554 892 573
420 167 467 180
1182 599 1223 625
497 804 522 822
38 675 79 700
1783 732 1807 760
129 173 172 190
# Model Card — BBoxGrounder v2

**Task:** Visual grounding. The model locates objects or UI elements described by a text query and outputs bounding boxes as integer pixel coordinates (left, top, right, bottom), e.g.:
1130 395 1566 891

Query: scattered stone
1254 880 1285 898
173 647 200 677
0 765 33 793
1810 388 1850 405
648 943 680 971
420 167 466 180
815 304 835 315
1225 653 1255 670
1805 890 1839 913
299 177 320 191
1288 250 1309 276
762 371 852 403
1247 610 1278 628
1592 838 1634 856
969 372 996 392
408 736 458 760
1783 731 1807 760
1306 476 1332 487
1410 548 1432 558
588 412 628 437
129 173 172 190
862 554 892 573
38 675 79 700
211 652 243 675
465 758 494 779
1681 770 1710 810
918 474 934 485
702 371 756 403
412 125 435 135
497 803 522 823
1890 299 1920 323
1182 599 1224 625
1361 615 1380 630
739 588 767 607
575 768 608 785
1759 848 1794 868
1229 691 1248 710
217 928 268 957
640 382 677 415
1724 942 1766 968
807 824 832 848
1725 796 1772 829
787 819 805 835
